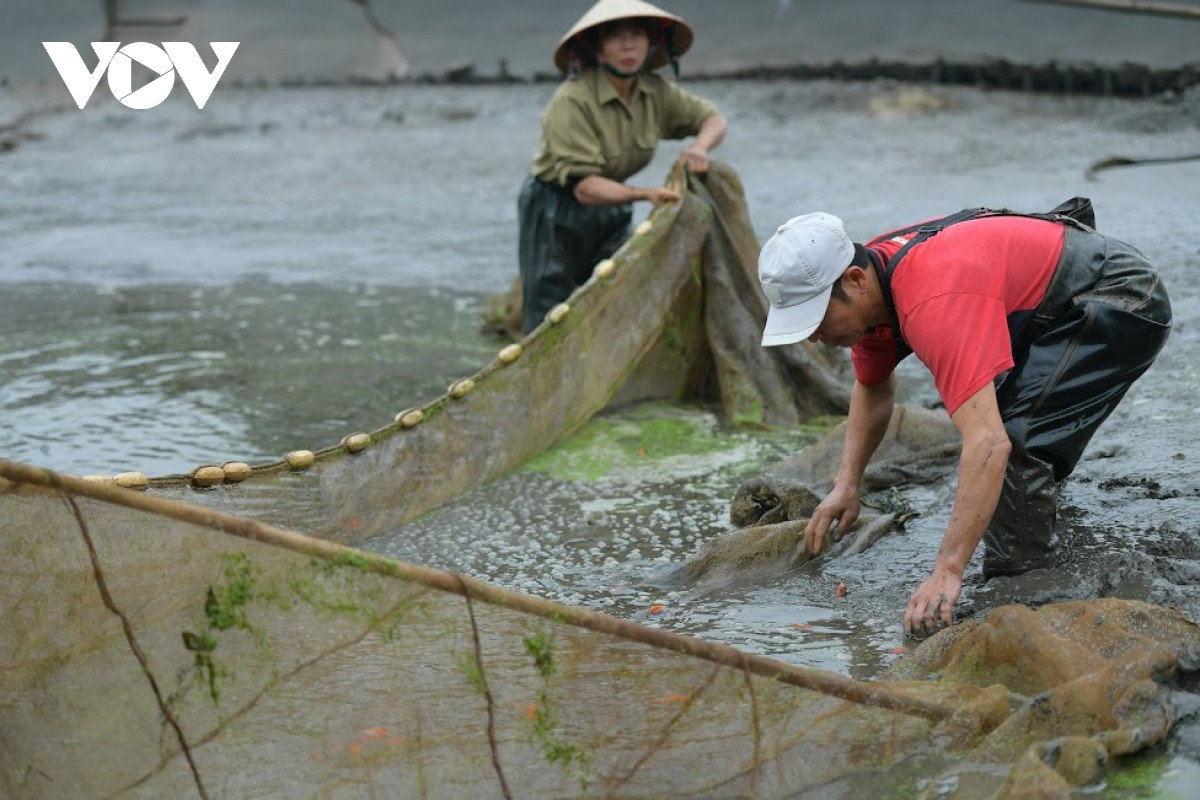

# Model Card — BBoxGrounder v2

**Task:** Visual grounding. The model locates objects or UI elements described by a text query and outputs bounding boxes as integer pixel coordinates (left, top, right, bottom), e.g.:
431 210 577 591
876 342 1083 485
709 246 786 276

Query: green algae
521 400 834 483
522 628 591 787
520 402 727 482
729 393 767 429
183 552 261 703
204 553 257 633
182 549 415 705
1101 748 1175 798
330 549 374 572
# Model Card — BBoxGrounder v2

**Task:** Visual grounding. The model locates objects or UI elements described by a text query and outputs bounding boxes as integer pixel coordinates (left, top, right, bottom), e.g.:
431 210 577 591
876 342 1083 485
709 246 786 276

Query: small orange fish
891 645 907 656
648 693 690 705
788 623 812 630
648 604 665 614
835 581 848 597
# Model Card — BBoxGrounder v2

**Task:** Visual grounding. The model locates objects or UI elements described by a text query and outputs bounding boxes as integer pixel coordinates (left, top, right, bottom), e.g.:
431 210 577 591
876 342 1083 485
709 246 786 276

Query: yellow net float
341 433 370 453
395 408 424 429
113 471 148 490
635 220 653 236
547 303 570 324
191 465 225 487
221 461 252 482
81 474 114 484
593 259 616 279
285 450 315 469
448 378 475 399
497 344 522 364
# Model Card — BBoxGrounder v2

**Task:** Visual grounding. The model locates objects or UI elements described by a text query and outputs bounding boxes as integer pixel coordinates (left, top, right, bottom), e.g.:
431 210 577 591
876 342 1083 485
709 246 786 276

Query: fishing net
893 598 1200 796
120 161 848 545
670 405 960 591
5 162 1198 799
3 463 1198 799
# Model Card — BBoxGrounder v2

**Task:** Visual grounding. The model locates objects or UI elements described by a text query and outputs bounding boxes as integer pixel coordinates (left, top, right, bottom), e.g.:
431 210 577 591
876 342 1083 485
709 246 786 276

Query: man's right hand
803 483 862 556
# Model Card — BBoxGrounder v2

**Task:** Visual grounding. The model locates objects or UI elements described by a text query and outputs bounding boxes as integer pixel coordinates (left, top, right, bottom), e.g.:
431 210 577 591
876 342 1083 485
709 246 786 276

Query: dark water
3 78 1200 792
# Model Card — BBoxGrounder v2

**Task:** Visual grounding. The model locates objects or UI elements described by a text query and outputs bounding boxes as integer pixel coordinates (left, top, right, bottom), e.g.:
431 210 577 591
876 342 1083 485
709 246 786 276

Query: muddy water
4 79 1200 790
0 281 497 475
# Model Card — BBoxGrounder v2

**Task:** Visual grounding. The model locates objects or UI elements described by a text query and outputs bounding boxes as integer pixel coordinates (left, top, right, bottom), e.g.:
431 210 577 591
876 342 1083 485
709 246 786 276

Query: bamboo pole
1016 0 1200 20
1087 152 1200 179
1 457 956 723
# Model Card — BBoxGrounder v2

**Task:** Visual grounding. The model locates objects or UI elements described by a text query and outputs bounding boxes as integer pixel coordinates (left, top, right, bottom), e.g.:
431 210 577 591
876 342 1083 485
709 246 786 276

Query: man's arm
902 382 1010 636
804 375 896 555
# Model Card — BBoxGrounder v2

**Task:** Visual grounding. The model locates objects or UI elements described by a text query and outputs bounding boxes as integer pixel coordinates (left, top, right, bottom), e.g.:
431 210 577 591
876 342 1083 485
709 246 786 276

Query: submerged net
3 462 1198 799
669 405 961 592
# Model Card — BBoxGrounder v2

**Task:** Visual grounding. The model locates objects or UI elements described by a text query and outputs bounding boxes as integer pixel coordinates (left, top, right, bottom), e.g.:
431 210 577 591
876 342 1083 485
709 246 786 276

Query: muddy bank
6 0 1200 86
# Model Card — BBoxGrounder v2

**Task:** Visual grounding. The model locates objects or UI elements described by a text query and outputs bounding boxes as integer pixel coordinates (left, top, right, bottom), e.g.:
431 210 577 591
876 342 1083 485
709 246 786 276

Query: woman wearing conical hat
517 0 727 333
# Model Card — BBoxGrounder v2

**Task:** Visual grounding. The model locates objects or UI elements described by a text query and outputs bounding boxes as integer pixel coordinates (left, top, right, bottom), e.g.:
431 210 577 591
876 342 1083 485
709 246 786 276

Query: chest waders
518 176 633 333
870 198 1172 578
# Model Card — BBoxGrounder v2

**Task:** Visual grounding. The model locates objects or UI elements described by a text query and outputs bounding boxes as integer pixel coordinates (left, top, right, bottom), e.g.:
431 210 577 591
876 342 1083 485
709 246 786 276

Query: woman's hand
683 114 727 174
575 175 679 206
678 145 710 174
636 186 682 206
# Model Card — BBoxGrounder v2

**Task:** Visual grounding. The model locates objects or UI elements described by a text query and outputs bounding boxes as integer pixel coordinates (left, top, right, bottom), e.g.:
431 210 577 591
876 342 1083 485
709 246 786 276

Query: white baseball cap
757 212 854 346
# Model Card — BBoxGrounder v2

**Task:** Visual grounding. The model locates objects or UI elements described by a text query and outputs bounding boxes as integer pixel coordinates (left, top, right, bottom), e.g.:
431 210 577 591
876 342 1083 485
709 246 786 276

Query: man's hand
803 483 861 556
806 378 895 557
899 383 1009 637
903 566 962 637
677 145 710 174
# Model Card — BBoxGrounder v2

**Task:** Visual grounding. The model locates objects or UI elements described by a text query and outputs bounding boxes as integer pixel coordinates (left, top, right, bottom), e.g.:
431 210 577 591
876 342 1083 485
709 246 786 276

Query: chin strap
601 62 642 79
664 23 679 78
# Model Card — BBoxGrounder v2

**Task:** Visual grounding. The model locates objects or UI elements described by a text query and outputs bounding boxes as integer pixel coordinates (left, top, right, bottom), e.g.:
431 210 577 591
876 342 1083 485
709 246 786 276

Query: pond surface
3 78 1199 793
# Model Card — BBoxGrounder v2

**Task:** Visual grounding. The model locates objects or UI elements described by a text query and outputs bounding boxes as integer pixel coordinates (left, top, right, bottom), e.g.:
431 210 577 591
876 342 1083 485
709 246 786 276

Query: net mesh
3 466 1198 799
3 162 1198 799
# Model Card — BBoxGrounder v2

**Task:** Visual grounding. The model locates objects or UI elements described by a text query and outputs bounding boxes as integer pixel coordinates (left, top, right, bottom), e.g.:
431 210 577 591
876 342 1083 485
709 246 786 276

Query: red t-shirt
852 215 1064 415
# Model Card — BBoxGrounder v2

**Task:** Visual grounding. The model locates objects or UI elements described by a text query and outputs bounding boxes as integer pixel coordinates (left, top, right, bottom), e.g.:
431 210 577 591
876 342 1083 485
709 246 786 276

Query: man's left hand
903 566 962 638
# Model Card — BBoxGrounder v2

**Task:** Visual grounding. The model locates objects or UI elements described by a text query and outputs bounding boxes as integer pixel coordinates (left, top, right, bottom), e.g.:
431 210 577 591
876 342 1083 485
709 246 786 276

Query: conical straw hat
553 0 695 74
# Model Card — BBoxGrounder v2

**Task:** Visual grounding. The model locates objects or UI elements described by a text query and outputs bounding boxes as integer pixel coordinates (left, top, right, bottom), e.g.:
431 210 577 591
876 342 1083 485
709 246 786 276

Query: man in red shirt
757 207 1171 637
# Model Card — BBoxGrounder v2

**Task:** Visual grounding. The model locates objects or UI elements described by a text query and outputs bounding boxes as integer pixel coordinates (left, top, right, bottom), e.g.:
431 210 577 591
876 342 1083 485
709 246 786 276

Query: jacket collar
590 67 646 107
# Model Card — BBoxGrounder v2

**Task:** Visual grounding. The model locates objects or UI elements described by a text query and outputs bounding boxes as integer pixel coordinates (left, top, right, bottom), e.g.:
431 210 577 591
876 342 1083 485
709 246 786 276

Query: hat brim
760 284 833 347
553 2 694 74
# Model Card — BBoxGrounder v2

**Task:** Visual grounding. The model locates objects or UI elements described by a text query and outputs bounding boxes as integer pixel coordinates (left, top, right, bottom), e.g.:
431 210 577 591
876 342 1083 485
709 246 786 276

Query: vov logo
43 42 239 110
